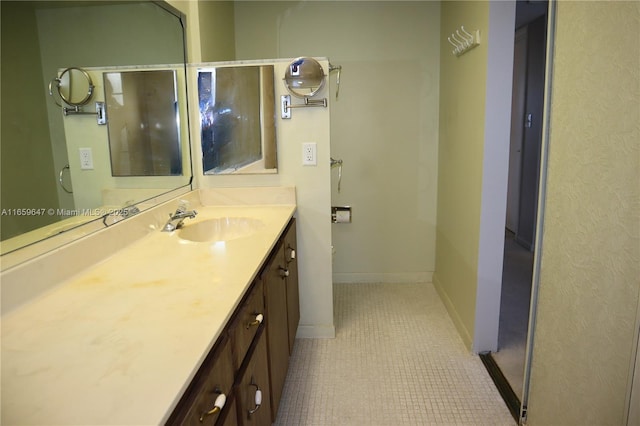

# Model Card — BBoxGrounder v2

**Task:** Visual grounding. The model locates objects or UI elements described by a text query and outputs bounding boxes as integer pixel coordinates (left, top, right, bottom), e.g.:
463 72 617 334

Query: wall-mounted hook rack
447 26 480 57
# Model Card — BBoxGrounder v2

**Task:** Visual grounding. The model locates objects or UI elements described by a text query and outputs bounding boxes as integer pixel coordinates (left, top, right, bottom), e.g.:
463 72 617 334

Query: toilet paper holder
332 206 352 223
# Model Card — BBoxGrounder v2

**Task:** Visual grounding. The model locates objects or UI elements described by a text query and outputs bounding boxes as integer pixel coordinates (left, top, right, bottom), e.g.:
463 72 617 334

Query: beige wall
234 1 441 284
168 0 235 63
528 1 640 424
197 1 236 62
433 1 490 349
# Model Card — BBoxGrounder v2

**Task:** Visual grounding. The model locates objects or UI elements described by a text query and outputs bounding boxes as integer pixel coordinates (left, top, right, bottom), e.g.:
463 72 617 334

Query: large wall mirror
0 1 191 256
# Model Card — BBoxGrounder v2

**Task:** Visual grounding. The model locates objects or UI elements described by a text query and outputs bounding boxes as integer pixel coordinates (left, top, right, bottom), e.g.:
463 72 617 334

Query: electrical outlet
79 148 94 170
302 142 317 166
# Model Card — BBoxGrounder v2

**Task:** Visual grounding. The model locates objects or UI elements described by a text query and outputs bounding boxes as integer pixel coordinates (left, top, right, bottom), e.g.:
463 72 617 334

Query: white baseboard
295 324 336 339
332 271 433 284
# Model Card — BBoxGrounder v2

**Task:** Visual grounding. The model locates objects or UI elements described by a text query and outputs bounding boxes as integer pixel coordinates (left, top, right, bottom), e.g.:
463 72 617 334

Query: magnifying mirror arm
62 102 107 125
280 95 327 119
289 97 327 108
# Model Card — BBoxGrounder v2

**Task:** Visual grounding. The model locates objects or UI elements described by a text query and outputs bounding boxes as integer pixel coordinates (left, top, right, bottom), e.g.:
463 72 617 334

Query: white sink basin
178 217 265 242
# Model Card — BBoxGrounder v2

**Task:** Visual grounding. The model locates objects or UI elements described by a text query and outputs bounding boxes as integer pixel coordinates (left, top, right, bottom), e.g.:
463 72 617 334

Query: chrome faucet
163 206 197 232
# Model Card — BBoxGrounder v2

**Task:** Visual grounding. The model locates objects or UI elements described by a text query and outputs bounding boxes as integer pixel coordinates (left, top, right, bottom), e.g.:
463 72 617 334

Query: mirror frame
0 0 192 264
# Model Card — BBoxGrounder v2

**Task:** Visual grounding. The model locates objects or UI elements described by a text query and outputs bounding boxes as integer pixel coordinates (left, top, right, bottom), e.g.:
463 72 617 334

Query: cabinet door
236 327 272 426
283 219 300 355
262 242 289 421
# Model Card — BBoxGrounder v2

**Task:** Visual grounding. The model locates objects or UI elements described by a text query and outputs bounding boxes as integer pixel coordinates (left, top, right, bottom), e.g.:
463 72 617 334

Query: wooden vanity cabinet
167 217 299 426
166 280 264 426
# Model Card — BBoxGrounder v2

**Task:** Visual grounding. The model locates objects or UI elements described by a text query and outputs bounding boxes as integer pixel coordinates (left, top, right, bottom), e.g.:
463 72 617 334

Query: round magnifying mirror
283 57 326 98
57 67 94 106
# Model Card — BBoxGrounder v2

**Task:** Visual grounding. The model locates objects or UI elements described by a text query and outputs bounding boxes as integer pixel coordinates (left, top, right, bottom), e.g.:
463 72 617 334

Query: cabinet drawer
172 338 235 426
229 280 265 372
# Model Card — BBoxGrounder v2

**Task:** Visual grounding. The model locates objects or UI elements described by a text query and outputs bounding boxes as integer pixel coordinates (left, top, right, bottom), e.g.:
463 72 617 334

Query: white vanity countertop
1 199 296 425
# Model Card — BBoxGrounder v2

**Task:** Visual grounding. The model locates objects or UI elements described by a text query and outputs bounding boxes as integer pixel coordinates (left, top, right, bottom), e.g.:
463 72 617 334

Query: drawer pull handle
288 247 296 260
199 393 226 422
246 313 264 329
248 384 262 415
279 267 290 278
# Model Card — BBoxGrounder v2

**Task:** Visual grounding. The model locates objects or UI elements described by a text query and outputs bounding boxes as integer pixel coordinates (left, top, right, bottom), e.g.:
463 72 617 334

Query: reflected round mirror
57 67 94 106
283 57 326 98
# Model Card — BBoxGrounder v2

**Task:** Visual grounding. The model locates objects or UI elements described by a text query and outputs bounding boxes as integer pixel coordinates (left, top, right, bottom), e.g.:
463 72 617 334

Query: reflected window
199 66 276 174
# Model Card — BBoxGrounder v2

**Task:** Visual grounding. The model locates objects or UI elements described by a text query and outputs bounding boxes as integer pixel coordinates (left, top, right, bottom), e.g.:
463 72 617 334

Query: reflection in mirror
283 57 326 98
104 70 182 176
198 65 277 175
53 67 94 106
0 1 191 257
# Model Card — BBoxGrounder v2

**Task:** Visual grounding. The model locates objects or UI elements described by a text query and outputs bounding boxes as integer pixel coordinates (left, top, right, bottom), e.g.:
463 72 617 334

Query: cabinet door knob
246 313 264 329
279 267 290 278
199 393 226 422
248 384 262 415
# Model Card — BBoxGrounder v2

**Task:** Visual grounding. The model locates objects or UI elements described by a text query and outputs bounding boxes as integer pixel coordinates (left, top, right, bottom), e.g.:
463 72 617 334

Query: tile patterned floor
274 282 515 426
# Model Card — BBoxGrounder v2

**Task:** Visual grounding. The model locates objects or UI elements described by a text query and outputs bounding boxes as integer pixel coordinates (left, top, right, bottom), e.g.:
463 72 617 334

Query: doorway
480 1 548 422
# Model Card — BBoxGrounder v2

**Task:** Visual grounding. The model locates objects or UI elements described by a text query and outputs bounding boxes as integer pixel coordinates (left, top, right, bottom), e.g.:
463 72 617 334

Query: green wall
433 1 490 349
1 2 59 240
